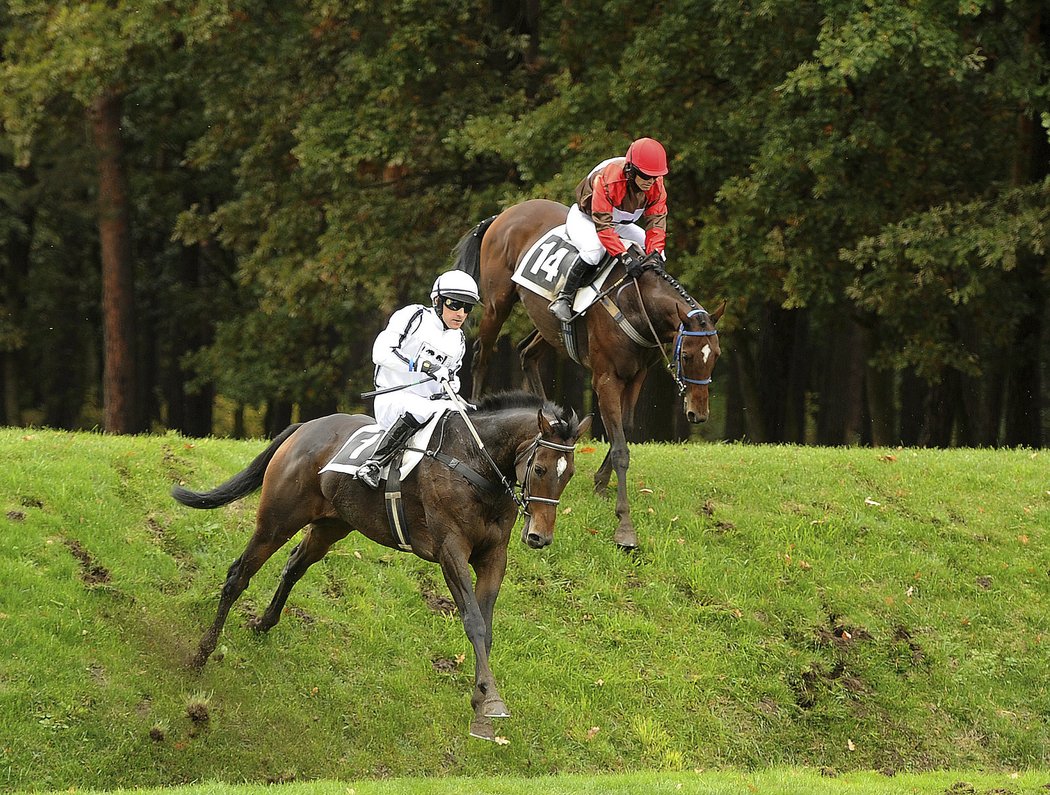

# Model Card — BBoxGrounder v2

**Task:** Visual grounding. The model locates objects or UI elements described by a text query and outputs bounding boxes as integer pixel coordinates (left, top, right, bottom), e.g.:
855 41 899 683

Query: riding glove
620 251 644 279
426 365 451 383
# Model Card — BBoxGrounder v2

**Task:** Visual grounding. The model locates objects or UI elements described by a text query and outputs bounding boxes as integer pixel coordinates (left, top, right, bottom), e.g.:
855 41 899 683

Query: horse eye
533 465 547 477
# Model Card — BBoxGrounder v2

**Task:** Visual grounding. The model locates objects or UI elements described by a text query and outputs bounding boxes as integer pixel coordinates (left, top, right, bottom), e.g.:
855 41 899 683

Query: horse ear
538 408 554 436
573 414 593 442
710 299 727 324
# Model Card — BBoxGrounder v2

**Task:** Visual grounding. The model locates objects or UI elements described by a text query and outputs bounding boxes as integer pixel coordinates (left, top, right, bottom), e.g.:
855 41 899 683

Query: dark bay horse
454 198 724 550
171 391 591 740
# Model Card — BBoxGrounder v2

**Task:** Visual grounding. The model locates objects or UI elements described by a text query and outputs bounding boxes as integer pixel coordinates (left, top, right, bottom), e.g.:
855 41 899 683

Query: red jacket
575 158 667 257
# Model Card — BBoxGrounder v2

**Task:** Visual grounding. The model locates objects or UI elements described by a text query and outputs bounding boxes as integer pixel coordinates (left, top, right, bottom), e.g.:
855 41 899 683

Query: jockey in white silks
356 270 480 489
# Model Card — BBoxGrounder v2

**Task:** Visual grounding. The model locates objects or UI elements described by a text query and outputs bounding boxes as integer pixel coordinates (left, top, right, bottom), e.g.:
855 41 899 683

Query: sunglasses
442 297 475 313
635 170 656 181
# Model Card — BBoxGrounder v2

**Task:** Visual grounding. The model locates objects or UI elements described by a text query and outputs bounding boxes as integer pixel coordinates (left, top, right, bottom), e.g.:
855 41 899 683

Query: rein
421 409 575 517
629 272 718 396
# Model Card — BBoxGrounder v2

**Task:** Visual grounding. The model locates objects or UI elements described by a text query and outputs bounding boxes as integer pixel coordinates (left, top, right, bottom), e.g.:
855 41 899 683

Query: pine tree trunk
89 91 142 434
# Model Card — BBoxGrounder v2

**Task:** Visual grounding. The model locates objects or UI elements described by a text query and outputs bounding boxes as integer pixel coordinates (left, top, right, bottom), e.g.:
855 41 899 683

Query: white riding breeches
373 393 438 430
565 203 646 265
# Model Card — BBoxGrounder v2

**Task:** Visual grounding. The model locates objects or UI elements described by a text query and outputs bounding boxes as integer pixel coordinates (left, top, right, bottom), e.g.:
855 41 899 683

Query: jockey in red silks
549 137 669 322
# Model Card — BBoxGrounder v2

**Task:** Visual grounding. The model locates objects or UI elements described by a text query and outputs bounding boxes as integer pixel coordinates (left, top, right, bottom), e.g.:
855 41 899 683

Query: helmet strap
434 298 450 329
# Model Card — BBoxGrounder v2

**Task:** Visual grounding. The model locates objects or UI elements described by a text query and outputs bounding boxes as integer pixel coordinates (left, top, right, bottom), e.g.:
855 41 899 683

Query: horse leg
251 518 351 633
592 373 638 549
438 540 508 737
193 508 306 668
518 330 552 399
472 541 508 657
471 286 517 400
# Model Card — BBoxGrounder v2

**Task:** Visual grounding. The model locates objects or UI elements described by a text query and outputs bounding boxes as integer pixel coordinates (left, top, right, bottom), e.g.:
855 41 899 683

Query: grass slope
0 429 1047 791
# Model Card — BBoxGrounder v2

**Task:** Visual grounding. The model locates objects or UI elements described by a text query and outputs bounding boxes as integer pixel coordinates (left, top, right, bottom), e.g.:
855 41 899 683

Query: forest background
1 0 1047 446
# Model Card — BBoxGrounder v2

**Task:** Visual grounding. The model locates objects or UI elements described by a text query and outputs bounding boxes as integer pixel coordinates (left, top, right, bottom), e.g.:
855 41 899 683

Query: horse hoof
483 699 510 718
614 529 639 550
469 716 496 741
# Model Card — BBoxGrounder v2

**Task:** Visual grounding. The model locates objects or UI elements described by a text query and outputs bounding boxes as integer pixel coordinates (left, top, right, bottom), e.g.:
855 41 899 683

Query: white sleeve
372 306 425 372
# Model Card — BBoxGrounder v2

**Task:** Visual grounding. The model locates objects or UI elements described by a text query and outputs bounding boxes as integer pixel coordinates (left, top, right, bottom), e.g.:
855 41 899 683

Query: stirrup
356 462 381 489
549 296 574 323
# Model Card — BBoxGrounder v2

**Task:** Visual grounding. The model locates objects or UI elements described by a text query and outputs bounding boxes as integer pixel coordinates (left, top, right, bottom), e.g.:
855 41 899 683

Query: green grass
51 768 1050 794
0 429 1047 792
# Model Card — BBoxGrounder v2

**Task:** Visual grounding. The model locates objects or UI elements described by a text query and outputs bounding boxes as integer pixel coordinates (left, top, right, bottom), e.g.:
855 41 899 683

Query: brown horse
454 198 724 549
171 391 591 740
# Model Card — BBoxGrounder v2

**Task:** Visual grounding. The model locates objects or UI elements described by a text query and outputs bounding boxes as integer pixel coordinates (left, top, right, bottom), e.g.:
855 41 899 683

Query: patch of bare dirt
186 701 209 725
422 588 456 616
63 538 111 585
431 657 459 673
285 606 314 624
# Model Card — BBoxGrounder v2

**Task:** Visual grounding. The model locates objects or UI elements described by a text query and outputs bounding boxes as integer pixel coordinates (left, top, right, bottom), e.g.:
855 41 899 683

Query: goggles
441 297 475 313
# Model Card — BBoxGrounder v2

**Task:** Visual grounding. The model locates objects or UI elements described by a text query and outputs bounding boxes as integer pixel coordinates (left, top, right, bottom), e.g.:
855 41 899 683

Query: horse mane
469 389 581 437
647 260 702 312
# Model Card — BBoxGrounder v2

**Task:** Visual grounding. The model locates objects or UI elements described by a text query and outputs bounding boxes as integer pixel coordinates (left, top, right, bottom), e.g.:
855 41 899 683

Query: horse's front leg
471 290 516 400
593 373 638 549
473 541 508 657
438 542 508 739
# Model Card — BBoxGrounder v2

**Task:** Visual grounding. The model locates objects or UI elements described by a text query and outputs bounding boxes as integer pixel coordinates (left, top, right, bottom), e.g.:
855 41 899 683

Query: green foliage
845 177 1050 377
1 429 1047 790
0 0 1048 435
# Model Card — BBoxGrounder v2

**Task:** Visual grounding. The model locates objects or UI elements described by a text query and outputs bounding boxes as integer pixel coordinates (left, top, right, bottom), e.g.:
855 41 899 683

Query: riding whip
360 378 432 399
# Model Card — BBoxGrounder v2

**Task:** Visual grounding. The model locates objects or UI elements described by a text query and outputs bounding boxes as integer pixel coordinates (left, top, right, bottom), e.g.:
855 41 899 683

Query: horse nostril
526 532 549 548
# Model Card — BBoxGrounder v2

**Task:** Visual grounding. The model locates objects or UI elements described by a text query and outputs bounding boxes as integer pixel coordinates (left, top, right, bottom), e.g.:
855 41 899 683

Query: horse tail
171 423 303 509
452 214 498 283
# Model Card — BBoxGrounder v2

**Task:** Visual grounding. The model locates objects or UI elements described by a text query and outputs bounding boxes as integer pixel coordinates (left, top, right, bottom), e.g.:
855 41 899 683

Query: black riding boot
356 413 426 489
549 255 592 322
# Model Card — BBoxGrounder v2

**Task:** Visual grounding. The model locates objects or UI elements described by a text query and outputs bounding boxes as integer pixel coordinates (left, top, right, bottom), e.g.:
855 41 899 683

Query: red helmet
625 137 668 177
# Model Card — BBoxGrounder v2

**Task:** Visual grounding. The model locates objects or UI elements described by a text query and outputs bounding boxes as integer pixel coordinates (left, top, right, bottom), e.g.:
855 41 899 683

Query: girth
383 447 503 552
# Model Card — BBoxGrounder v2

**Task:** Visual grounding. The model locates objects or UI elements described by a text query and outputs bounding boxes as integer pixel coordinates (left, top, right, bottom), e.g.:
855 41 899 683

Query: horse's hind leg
193 510 306 668
518 330 553 399
251 518 351 633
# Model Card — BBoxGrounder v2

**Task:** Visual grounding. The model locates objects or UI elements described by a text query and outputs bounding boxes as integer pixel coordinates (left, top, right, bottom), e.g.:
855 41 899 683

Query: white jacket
371 304 466 427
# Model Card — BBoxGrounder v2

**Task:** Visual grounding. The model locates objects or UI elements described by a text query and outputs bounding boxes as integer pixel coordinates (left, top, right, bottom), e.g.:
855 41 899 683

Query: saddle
319 411 447 551
511 225 616 315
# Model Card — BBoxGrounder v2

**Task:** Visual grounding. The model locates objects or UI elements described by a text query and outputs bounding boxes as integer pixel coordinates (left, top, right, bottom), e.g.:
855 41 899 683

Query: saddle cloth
318 407 449 480
511 224 616 314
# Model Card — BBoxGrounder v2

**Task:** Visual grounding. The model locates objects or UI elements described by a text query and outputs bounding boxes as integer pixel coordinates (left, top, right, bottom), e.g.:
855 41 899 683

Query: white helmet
430 270 480 305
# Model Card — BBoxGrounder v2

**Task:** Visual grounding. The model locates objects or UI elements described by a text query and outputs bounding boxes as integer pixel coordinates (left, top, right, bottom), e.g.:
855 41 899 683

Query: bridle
672 308 718 392
632 279 718 396
514 434 577 517
425 411 576 518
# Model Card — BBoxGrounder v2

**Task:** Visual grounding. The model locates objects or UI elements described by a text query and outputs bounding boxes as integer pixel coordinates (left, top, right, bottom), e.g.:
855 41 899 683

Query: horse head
674 299 725 423
516 407 592 549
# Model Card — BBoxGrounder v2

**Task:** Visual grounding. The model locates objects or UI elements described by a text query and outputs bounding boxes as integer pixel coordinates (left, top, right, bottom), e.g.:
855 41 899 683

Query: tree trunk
865 361 897 446
815 313 865 445
2 161 35 426
89 91 142 434
1003 8 1048 447
755 305 808 442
